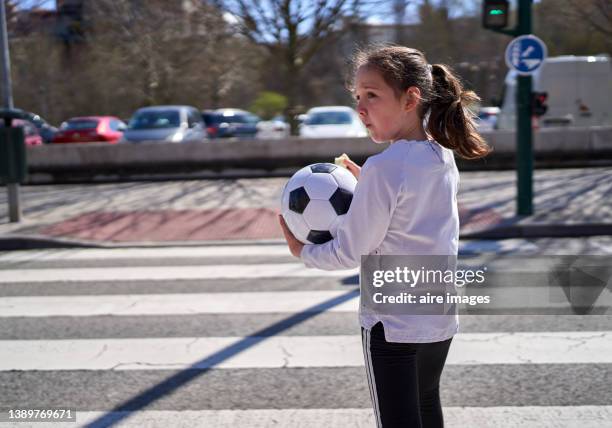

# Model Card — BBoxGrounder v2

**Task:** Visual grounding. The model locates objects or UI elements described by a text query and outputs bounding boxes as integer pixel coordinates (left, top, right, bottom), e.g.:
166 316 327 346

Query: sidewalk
0 167 610 249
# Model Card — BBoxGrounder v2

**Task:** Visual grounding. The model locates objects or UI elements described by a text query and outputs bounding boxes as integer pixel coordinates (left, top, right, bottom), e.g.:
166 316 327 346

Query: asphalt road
0 238 611 427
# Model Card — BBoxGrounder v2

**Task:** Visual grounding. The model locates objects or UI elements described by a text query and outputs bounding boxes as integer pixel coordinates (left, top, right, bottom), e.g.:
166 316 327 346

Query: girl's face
354 66 421 144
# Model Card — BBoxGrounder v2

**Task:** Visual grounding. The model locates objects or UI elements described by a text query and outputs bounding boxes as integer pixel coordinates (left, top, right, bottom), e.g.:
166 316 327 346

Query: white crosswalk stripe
0 244 610 428
0 245 294 262
1 332 611 371
0 291 358 317
4 287 608 317
0 263 357 283
10 407 612 428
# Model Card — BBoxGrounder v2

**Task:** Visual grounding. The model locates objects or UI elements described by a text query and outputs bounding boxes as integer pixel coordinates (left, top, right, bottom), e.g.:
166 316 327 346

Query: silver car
122 105 207 143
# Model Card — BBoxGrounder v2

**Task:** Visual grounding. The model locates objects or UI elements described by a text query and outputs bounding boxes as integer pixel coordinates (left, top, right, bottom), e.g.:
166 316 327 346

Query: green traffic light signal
483 0 509 30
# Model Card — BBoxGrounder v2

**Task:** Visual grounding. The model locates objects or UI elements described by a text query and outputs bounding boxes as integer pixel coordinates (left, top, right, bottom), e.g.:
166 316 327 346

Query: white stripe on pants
362 327 382 428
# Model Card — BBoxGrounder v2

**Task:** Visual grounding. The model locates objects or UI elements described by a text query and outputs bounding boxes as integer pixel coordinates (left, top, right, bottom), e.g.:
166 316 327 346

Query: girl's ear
404 87 422 112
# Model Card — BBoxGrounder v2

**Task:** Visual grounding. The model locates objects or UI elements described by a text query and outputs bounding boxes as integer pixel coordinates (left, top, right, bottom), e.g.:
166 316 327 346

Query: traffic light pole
516 0 533 215
0 0 21 223
483 0 534 215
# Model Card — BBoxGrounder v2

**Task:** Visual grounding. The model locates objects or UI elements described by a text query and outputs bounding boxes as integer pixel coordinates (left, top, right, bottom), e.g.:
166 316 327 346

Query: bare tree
82 0 263 115
8 1 264 122
565 0 612 47
8 1 66 122
536 0 610 56
10 33 63 121
85 0 210 107
216 0 375 134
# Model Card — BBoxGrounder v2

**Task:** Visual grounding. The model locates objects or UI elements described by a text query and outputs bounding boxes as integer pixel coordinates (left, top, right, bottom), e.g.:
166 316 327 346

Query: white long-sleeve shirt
300 139 460 343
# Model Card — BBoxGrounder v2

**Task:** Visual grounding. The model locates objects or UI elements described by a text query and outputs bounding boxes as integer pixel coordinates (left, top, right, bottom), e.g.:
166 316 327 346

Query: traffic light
482 0 509 30
532 92 548 117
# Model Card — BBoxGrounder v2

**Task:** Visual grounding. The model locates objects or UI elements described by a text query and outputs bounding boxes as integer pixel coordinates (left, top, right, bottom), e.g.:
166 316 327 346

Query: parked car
122 106 207 143
256 115 290 139
299 106 367 138
3 119 44 146
0 108 57 143
29 115 58 144
202 108 260 139
52 116 126 144
476 106 500 132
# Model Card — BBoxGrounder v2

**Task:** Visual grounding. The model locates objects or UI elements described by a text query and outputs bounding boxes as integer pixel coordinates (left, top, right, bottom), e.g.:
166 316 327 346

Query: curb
0 235 104 251
460 223 612 240
1 224 612 251
0 234 286 251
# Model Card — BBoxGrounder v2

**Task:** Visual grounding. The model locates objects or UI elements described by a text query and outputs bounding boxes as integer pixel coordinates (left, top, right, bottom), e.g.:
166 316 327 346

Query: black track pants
361 322 453 428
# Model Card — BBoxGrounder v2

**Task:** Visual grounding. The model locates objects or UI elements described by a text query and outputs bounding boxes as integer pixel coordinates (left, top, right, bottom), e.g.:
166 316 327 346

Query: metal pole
516 0 533 215
0 0 13 108
0 0 21 222
7 183 20 221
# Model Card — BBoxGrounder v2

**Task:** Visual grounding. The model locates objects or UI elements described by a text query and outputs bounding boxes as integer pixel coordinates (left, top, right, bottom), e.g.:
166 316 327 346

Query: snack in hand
334 153 350 169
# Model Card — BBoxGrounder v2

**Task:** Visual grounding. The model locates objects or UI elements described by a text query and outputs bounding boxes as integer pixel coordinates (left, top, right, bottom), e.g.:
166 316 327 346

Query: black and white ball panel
310 163 337 174
288 187 309 214
329 166 356 192
307 230 334 244
330 188 353 215
284 167 312 193
304 173 339 199
302 199 338 230
283 209 312 241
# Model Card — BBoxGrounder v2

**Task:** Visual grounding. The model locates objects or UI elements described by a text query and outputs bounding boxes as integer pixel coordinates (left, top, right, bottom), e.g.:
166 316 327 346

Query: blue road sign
505 35 548 75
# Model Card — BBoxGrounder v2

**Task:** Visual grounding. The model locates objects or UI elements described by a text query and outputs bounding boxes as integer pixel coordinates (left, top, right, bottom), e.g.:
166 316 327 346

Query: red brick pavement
40 208 285 242
457 203 505 234
39 204 503 243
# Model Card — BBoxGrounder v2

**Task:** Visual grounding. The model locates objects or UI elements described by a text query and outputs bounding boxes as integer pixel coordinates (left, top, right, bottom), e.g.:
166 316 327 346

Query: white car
256 116 290 139
299 106 367 138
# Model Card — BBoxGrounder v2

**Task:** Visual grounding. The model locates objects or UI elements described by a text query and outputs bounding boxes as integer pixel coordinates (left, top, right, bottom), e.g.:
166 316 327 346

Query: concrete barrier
482 126 612 154
23 126 612 180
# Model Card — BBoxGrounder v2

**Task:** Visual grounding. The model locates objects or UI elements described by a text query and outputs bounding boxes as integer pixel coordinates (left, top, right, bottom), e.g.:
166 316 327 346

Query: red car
52 116 126 144
11 119 44 146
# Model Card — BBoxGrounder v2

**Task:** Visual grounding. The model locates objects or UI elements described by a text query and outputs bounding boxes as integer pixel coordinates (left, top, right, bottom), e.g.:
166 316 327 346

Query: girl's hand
343 157 361 180
278 214 304 258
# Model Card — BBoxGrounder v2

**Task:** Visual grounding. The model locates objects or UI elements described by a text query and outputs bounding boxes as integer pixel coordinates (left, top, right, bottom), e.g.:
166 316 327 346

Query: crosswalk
1 244 611 427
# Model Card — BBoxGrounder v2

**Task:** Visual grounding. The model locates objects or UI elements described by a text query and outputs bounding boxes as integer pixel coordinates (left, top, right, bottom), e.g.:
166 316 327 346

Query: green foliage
250 91 288 120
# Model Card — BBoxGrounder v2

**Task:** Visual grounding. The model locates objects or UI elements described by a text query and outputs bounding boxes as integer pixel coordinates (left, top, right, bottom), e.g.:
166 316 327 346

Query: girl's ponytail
427 64 491 159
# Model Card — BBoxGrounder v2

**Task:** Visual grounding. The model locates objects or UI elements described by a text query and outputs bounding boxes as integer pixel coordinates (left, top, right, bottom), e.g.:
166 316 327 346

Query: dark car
0 109 57 143
202 108 260 139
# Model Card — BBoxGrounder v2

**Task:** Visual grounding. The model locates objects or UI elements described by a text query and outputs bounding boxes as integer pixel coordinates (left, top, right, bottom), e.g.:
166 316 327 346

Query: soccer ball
281 163 357 244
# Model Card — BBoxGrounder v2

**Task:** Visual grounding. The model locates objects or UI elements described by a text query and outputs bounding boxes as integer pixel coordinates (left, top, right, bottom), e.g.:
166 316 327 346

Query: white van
497 55 612 130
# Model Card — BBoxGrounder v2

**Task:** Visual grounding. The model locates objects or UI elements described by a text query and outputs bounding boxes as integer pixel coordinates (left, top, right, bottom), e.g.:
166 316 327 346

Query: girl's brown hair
350 45 490 159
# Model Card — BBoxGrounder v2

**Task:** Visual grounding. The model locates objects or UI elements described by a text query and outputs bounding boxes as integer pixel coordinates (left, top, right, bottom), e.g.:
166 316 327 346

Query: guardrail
21 126 612 182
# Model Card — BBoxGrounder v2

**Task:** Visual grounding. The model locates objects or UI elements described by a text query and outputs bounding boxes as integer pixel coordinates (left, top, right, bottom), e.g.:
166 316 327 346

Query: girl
279 45 490 428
